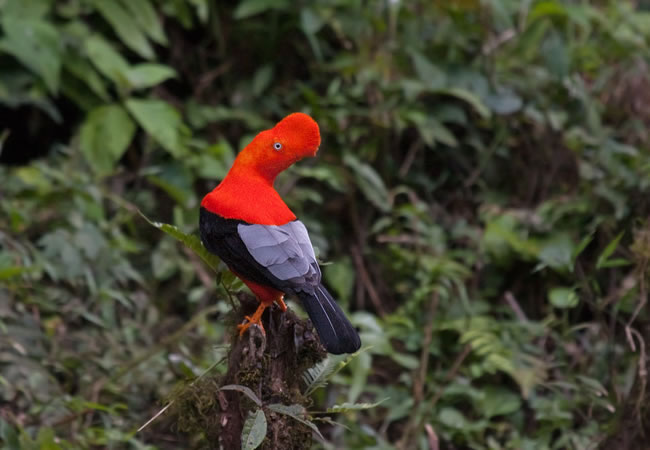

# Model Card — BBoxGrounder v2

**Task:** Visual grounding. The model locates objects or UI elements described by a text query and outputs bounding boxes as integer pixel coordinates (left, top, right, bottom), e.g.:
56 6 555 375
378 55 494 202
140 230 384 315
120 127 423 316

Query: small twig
398 141 423 178
138 403 173 432
424 424 439 450
482 29 516 55
625 327 647 423
0 129 10 156
398 293 439 450
600 274 637 308
376 234 427 246
350 245 386 316
414 293 440 403
182 246 213 289
84 378 106 428
504 291 528 322
193 61 232 98
101 187 140 213
430 344 472 409
625 260 647 332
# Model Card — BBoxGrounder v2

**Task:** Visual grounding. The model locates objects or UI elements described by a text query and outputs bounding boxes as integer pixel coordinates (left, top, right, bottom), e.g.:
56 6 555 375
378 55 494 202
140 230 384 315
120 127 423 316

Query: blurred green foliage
2 0 650 448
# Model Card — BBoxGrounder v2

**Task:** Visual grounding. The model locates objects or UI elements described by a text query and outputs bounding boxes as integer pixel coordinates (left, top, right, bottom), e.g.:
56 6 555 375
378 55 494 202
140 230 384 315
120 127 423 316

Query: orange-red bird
199 113 361 354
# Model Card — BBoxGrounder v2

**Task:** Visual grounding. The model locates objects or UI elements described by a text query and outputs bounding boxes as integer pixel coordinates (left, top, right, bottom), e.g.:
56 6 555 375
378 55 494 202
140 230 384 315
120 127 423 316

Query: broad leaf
0 18 61 93
433 87 491 119
126 64 176 90
233 0 289 19
220 384 262 406
409 49 446 89
241 409 267 450
548 287 579 309
85 35 130 89
126 99 187 156
92 0 154 59
119 0 167 45
63 53 110 101
343 154 391 213
80 104 136 173
1 0 51 19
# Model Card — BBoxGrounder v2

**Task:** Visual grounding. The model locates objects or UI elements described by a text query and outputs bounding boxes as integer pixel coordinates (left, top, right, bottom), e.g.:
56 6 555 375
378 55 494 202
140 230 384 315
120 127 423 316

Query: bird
199 112 361 354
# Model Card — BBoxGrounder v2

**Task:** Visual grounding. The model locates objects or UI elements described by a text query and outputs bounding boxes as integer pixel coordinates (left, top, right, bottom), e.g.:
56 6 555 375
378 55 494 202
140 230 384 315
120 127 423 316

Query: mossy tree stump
175 293 327 449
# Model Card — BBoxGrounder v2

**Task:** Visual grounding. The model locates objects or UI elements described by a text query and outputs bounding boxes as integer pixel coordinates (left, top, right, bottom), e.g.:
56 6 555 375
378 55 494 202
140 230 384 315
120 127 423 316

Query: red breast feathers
201 113 321 225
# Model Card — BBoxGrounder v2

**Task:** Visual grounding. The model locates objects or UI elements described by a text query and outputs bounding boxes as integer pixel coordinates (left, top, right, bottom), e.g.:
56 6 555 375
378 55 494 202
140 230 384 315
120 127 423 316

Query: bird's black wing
199 207 360 354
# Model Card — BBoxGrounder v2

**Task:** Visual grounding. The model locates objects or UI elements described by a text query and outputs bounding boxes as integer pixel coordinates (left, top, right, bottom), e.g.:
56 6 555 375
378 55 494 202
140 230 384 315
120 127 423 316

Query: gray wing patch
237 220 321 286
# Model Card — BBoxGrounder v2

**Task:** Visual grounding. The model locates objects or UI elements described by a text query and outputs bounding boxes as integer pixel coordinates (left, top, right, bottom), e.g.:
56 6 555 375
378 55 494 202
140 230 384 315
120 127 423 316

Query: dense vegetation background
2 0 650 448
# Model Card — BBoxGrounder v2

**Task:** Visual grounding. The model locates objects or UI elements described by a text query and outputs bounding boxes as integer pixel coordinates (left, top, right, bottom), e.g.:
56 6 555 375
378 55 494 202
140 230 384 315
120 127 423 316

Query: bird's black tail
297 285 361 355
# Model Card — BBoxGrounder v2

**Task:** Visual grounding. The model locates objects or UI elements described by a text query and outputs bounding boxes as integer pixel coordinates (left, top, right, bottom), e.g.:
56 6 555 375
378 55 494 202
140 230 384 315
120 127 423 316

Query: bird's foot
238 296 287 336
238 303 268 336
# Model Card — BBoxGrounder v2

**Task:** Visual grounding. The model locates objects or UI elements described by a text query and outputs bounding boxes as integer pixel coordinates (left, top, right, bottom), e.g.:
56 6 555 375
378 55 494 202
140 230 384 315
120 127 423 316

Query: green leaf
1 0 51 19
220 384 262 406
529 0 568 22
63 53 110 101
596 232 624 269
0 18 61 93
300 8 324 34
125 99 187 156
541 31 569 78
233 0 289 19
85 35 131 89
597 258 631 269
326 399 387 413
303 347 367 396
267 403 324 440
477 387 521 418
433 87 491 119
485 89 523 115
343 154 391 213
548 287 579 309
139 213 221 273
537 233 575 272
409 49 446 89
126 64 176 90
241 409 267 450
79 104 136 174
576 375 608 397
438 407 467 429
572 233 594 262
323 257 355 302
405 111 457 147
0 417 20 449
119 0 167 45
251 65 273 96
91 0 154 59
0 266 27 280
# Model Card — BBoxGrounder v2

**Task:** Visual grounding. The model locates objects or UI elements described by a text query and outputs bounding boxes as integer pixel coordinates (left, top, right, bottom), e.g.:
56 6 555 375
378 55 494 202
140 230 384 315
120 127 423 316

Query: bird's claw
237 297 286 337
276 295 287 312
238 314 266 336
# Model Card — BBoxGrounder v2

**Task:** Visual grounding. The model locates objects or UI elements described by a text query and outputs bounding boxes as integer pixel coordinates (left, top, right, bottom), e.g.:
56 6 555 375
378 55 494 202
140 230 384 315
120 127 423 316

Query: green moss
171 376 222 435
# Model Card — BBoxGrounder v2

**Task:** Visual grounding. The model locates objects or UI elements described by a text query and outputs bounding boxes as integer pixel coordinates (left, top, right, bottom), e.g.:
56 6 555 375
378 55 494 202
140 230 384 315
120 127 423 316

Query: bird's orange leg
237 277 288 336
238 302 269 336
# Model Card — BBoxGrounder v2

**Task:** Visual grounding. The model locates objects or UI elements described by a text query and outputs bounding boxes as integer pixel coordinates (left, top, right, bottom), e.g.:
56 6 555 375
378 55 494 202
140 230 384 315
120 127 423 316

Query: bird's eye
273 142 282 151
